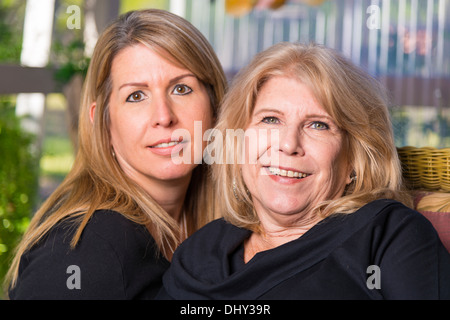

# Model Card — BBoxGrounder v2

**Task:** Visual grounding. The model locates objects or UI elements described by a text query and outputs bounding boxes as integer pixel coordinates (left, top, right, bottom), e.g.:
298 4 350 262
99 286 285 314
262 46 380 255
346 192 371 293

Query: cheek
109 108 144 149
244 128 278 165
315 142 350 185
196 92 214 123
109 109 124 147
241 163 256 192
187 97 213 133
188 104 214 163
334 152 352 184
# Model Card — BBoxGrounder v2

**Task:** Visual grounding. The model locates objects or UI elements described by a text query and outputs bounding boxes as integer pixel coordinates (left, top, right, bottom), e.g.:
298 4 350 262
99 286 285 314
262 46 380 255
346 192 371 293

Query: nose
150 95 177 127
278 126 305 156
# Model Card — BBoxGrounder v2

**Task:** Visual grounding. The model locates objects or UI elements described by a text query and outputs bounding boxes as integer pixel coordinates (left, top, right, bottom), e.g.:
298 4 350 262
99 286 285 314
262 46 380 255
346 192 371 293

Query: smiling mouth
149 141 182 148
266 166 310 179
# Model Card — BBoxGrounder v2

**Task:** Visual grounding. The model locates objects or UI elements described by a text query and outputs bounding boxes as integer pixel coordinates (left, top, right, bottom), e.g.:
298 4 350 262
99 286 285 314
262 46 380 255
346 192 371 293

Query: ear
346 169 356 185
89 102 96 124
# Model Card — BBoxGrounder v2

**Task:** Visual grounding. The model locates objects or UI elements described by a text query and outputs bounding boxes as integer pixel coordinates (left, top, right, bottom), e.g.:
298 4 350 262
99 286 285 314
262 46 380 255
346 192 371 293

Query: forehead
110 44 191 83
254 76 330 116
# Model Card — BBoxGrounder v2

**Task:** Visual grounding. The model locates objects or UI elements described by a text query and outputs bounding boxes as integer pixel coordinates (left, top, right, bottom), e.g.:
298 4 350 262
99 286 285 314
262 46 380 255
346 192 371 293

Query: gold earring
232 178 251 201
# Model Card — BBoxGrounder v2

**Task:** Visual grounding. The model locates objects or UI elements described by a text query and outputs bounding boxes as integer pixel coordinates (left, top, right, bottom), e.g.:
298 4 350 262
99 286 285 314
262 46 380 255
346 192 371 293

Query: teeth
267 167 308 179
151 141 180 148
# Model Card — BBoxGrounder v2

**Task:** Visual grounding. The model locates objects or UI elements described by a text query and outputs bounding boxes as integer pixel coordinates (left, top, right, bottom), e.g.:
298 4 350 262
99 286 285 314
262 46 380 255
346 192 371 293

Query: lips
265 166 311 179
149 141 181 148
148 137 185 148
147 138 187 156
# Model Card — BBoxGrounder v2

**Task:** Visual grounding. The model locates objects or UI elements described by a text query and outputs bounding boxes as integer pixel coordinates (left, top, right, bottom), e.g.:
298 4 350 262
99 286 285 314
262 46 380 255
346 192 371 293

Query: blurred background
0 0 449 290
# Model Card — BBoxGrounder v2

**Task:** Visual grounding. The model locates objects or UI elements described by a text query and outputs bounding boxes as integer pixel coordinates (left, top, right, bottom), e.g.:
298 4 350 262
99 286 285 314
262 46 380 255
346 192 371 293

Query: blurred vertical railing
182 0 449 92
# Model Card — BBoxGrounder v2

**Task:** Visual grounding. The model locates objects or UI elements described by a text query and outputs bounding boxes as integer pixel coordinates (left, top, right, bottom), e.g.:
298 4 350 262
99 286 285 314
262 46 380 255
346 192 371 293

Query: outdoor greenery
0 0 24 64
52 39 90 85
0 98 39 294
0 1 25 63
51 0 89 86
0 1 32 295
120 0 169 13
40 95 75 184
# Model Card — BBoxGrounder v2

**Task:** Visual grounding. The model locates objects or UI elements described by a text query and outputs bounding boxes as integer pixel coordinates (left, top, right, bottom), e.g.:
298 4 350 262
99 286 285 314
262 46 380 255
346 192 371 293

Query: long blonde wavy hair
6 9 226 289
213 42 412 231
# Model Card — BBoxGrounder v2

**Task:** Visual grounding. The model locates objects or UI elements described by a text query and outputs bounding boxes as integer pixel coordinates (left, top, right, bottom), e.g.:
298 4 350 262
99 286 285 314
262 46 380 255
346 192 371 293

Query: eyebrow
253 108 335 122
304 113 334 122
252 108 284 117
118 73 197 91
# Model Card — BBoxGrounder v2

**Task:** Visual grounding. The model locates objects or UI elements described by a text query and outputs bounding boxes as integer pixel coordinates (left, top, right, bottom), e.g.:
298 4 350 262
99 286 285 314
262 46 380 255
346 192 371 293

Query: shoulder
171 218 249 269
188 217 241 238
83 210 169 298
327 199 443 260
41 209 158 263
349 199 447 262
359 199 437 234
348 199 440 244
83 209 169 276
10 210 168 300
177 218 248 252
358 198 416 216
82 210 155 252
354 200 450 299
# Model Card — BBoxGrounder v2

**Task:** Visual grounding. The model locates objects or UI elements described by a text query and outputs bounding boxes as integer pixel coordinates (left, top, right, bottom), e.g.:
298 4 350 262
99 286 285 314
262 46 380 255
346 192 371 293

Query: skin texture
241 76 353 261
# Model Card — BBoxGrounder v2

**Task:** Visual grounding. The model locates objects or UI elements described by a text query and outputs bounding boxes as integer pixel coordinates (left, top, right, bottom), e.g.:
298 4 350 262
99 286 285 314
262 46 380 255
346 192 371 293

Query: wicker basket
397 146 450 192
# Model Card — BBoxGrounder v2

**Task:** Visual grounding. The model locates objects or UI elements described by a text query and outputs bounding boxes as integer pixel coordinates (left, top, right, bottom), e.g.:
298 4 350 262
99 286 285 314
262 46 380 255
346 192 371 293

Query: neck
115 153 191 221
244 210 322 263
144 177 191 222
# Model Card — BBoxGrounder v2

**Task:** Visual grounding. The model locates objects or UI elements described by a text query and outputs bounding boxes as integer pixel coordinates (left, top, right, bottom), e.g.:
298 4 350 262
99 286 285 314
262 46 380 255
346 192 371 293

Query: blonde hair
213 42 411 231
6 9 226 289
417 193 450 212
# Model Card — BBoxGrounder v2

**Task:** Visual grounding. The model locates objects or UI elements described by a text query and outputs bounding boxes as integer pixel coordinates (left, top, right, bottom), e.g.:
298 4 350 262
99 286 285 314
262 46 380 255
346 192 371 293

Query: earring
350 173 357 182
232 178 251 201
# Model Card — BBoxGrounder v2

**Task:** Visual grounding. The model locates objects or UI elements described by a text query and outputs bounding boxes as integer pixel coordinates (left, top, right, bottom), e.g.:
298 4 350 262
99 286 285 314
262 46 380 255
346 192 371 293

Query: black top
9 210 169 300
158 199 450 300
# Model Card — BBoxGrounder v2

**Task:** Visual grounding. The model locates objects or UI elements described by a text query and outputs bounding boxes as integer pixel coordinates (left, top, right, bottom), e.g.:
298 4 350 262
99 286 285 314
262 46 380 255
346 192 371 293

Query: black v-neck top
158 199 450 300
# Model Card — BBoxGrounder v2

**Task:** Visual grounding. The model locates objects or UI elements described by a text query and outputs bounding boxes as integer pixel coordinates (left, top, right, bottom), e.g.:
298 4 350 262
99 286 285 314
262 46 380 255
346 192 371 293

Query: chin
261 197 308 215
152 164 197 181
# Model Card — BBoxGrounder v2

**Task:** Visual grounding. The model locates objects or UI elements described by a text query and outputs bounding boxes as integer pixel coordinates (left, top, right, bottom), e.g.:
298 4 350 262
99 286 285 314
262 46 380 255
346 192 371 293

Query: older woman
158 42 450 300
6 9 226 299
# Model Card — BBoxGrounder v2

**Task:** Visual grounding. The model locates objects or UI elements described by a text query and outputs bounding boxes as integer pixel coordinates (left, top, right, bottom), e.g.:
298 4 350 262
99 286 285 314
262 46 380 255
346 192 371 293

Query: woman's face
107 44 212 191
241 76 352 226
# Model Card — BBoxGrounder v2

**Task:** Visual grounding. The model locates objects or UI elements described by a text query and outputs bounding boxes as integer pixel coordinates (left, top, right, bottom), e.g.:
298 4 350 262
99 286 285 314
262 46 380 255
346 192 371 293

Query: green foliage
0 97 39 293
52 39 90 85
120 0 169 13
50 0 88 86
0 1 25 63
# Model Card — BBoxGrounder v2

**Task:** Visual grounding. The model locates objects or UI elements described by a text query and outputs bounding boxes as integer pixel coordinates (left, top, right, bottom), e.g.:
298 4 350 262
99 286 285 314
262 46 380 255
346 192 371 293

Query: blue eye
173 84 192 95
126 91 147 102
310 121 329 130
262 117 280 124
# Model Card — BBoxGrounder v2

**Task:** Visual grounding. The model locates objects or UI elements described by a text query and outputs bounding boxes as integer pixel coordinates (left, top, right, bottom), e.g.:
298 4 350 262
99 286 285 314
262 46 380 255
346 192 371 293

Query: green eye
262 117 280 124
311 122 329 130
